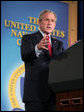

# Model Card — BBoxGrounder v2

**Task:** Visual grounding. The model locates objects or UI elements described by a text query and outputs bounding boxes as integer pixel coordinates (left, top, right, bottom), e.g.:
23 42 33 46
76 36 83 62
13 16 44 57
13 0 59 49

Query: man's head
38 9 57 34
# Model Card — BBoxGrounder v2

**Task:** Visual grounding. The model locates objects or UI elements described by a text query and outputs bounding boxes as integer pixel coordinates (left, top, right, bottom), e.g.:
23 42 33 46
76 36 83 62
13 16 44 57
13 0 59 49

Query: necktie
46 35 52 57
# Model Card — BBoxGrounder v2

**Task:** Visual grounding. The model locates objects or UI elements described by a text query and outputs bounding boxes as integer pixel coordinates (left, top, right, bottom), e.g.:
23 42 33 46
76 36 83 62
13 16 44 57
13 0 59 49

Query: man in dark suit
21 9 64 111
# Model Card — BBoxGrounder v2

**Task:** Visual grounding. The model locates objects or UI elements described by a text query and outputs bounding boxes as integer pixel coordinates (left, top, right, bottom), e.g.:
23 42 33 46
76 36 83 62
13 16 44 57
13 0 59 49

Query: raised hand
37 34 50 50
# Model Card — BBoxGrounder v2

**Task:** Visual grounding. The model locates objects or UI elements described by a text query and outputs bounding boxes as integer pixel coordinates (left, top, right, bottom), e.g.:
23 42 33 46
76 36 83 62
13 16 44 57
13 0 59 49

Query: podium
48 40 83 111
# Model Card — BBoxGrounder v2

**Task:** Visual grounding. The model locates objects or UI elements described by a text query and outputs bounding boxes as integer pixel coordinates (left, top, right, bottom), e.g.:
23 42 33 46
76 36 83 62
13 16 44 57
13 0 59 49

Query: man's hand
37 34 50 50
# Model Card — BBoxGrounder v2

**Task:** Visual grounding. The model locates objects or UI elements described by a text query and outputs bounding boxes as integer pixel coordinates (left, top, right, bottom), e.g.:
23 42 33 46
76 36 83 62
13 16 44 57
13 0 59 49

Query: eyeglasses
42 18 56 23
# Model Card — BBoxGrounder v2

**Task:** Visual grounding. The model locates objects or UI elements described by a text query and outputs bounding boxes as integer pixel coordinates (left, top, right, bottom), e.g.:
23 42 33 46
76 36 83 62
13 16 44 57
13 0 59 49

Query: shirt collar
39 29 51 37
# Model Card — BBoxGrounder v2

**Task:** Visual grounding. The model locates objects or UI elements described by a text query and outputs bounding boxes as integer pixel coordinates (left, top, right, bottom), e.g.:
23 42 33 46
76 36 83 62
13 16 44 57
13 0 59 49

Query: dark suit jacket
21 31 64 103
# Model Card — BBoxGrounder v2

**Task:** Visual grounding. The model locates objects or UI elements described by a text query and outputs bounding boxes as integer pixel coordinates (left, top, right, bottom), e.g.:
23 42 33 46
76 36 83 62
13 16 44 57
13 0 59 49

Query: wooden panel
68 1 78 47
56 90 83 111
60 1 78 47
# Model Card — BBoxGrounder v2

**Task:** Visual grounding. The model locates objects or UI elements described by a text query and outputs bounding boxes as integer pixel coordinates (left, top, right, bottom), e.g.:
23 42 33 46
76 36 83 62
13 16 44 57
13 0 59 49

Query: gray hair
39 9 57 22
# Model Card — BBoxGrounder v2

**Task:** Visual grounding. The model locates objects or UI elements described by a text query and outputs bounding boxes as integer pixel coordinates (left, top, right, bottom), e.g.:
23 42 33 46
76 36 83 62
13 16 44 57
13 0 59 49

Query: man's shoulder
22 31 37 37
22 31 40 39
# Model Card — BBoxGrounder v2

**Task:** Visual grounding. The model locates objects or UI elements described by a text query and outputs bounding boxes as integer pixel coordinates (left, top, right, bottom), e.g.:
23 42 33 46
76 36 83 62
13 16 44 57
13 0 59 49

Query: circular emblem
8 64 25 111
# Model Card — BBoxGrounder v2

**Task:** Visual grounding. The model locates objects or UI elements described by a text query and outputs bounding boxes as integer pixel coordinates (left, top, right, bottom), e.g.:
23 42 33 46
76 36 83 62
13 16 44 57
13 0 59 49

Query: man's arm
21 35 36 62
35 45 42 57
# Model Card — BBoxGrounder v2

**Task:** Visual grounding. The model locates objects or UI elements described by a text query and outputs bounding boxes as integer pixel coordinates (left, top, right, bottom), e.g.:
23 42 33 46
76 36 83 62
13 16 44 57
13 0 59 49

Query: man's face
38 12 56 34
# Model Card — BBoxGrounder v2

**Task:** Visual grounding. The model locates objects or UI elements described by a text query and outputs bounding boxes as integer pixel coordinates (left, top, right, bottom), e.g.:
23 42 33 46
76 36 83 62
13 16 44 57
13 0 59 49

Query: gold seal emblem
8 64 25 110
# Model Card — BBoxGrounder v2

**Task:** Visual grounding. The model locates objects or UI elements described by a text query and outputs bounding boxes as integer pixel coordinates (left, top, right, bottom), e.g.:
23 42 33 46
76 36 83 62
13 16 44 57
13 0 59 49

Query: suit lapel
35 31 50 56
35 31 43 43
51 37 58 56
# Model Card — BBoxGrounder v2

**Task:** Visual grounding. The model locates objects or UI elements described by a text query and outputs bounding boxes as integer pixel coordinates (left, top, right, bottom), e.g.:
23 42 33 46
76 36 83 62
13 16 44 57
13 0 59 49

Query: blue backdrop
1 1 69 111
